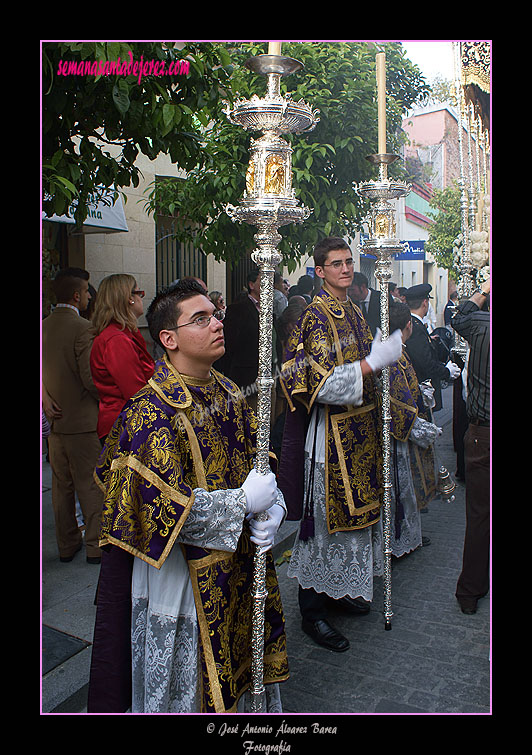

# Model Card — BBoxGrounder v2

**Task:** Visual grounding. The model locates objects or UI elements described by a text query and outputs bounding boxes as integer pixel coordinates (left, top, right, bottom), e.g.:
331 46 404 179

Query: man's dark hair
297 274 314 294
389 300 412 333
313 236 350 268
352 272 369 288
52 267 90 303
246 267 260 292
146 279 207 348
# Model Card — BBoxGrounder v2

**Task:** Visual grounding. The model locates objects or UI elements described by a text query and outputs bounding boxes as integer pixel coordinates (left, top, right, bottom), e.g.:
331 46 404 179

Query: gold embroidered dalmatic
279 287 383 532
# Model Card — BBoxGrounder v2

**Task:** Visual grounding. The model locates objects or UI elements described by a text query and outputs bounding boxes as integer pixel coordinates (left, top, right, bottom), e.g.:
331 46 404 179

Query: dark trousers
456 423 490 607
299 586 328 621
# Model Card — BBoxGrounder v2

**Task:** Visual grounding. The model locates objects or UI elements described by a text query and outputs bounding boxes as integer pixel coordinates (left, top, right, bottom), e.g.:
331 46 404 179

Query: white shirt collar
54 303 80 315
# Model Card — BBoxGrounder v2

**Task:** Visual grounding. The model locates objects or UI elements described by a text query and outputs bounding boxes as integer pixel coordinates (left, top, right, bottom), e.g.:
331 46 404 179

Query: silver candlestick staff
355 50 410 631
225 42 319 712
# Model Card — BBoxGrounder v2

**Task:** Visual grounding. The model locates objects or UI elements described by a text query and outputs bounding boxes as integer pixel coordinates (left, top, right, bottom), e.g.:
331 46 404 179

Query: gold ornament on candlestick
225 41 319 712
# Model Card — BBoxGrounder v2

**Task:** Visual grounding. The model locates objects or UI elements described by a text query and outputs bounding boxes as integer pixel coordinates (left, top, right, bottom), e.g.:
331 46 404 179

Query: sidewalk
41 386 491 714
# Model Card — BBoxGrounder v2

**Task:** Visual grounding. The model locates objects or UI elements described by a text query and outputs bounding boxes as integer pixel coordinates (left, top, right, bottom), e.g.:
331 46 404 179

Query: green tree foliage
144 41 430 268
425 183 462 278
42 41 233 226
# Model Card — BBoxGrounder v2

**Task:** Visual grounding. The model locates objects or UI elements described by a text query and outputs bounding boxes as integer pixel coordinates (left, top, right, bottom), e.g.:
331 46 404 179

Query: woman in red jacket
90 274 155 442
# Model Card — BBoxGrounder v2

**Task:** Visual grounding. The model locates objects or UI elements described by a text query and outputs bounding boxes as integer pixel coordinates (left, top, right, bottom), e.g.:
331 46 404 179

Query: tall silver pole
356 49 410 630
357 154 410 629
225 45 318 711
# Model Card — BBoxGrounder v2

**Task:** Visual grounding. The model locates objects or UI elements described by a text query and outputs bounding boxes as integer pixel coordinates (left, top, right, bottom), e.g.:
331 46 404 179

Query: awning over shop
42 188 129 234
360 239 426 261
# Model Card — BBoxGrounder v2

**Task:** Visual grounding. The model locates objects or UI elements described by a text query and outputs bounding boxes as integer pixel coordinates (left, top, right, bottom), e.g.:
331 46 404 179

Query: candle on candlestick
268 42 282 56
376 51 386 154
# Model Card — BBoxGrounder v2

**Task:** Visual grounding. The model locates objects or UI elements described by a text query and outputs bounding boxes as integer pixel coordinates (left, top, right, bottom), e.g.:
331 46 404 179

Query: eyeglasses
322 258 354 270
131 290 145 298
170 310 225 330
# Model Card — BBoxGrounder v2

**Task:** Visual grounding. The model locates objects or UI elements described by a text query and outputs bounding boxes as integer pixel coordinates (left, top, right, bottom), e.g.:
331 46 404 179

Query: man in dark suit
444 290 459 328
350 272 381 337
404 284 461 412
215 267 261 411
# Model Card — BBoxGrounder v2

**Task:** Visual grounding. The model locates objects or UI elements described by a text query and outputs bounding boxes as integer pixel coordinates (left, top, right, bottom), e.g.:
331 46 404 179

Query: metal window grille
155 216 207 292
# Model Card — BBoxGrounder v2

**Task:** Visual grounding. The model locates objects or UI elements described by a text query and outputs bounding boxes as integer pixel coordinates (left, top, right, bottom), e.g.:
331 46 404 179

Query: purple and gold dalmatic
279 286 383 533
94 356 288 713
389 348 437 509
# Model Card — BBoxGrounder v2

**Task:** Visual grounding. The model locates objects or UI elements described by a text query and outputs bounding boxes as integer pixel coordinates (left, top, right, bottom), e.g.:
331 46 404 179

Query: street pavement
41 385 491 715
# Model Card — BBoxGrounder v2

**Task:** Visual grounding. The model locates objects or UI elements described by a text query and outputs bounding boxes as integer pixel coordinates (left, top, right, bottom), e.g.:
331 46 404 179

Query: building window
155 215 206 291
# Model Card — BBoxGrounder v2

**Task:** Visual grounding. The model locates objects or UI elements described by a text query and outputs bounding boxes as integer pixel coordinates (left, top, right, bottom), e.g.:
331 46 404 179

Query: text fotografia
56 52 190 84
207 720 338 754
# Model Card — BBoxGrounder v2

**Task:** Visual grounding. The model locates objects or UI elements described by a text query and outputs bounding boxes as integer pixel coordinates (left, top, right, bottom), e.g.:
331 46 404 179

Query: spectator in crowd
389 281 401 301
404 284 461 413
273 272 288 317
90 274 155 444
350 271 381 337
215 267 261 412
208 290 226 312
451 279 490 615
444 290 459 329
42 267 103 564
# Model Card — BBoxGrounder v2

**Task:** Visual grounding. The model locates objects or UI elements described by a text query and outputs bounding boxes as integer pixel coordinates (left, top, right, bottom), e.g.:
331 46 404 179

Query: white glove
445 360 461 379
419 380 436 409
365 328 403 373
248 502 285 554
241 468 277 514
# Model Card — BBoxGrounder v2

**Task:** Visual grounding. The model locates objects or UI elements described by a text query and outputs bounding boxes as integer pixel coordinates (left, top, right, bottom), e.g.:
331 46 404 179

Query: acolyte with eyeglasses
169 310 226 330
322 258 354 270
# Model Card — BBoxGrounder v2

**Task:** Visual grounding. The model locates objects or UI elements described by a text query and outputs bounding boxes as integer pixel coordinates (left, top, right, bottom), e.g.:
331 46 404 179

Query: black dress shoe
458 600 477 614
86 556 101 565
330 595 371 615
301 619 350 652
59 545 82 563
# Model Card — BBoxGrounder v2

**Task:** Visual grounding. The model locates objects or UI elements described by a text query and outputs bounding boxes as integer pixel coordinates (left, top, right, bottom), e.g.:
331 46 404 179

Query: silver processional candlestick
356 49 410 631
225 42 319 712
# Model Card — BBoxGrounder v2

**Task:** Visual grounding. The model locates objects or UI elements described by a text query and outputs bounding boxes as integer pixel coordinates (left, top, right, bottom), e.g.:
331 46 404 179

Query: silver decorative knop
225 49 318 712
356 152 410 631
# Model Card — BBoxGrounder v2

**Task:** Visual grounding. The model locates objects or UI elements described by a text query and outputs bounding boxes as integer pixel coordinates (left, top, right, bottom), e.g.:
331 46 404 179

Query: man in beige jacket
42 268 103 564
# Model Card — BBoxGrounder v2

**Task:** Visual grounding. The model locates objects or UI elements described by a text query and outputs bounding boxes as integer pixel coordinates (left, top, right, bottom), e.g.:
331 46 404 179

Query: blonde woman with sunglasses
90 274 155 443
